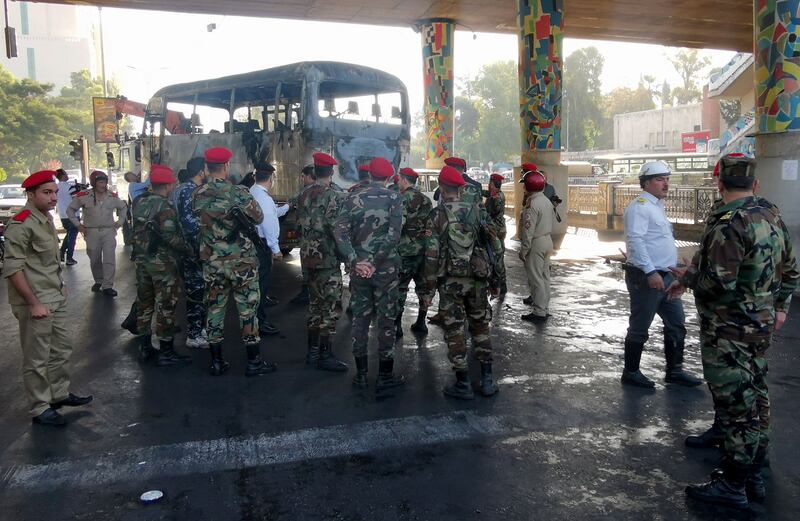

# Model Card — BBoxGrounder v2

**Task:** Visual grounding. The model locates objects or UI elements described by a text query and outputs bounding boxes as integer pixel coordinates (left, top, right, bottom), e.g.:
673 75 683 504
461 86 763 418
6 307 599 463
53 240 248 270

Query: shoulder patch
13 209 32 222
720 211 735 221
75 191 89 197
637 197 647 204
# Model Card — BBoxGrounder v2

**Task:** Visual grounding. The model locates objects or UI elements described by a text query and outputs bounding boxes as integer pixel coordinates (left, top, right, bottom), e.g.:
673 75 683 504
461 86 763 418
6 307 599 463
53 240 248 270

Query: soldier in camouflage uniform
131 165 192 367
395 167 433 337
669 155 799 509
485 172 507 295
172 157 208 348
421 166 503 400
334 157 405 390
296 152 348 372
288 165 317 305
192 147 276 377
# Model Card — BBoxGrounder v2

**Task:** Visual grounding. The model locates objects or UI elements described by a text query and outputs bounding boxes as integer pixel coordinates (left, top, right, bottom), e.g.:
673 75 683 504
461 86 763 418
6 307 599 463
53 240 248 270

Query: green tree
667 49 710 105
468 60 519 162
604 83 655 117
564 46 605 151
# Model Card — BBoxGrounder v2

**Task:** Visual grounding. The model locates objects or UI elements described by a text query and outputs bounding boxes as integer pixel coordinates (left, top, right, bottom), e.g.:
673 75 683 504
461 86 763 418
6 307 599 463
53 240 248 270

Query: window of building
26 48 36 80
20 3 30 35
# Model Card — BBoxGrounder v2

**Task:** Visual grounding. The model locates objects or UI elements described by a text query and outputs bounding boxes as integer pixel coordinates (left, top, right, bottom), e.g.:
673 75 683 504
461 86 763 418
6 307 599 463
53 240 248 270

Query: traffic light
69 138 84 162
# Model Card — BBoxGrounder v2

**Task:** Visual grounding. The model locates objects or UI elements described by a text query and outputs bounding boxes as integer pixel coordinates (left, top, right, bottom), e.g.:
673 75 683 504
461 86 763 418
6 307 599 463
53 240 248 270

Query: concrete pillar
418 19 455 169
753 0 800 244
516 0 567 244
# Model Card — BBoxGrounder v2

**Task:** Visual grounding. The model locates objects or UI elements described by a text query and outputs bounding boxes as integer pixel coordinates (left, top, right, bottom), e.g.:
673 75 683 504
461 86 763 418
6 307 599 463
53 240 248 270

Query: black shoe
121 313 138 336
621 370 656 388
102 288 118 297
521 313 547 323
375 359 405 390
245 343 277 377
258 322 280 336
428 312 444 325
410 308 428 334
686 473 748 510
32 408 66 426
65 258 77 266
443 370 474 400
91 283 102 292
306 329 320 366
317 336 348 372
209 343 229 376
711 468 766 502
352 355 368 389
138 335 157 362
523 295 533 305
665 368 703 387
479 362 499 397
157 339 192 367
264 295 279 307
51 393 93 409
685 423 725 448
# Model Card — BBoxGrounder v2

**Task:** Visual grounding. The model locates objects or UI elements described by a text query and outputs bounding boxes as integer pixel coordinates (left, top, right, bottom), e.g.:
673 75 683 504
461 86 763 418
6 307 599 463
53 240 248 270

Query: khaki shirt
3 203 66 306
67 189 126 228
520 191 554 255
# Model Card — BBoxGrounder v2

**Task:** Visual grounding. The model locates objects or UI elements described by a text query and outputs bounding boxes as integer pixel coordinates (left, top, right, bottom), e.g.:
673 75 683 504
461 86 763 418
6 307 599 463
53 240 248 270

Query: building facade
613 104 703 153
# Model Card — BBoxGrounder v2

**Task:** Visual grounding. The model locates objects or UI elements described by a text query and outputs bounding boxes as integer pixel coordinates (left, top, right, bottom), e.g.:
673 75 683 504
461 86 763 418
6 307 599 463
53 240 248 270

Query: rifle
144 220 162 256
228 207 271 258
476 210 500 289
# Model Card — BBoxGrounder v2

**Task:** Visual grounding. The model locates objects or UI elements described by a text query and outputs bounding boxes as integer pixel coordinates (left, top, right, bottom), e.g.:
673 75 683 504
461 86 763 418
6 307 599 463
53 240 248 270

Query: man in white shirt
55 169 78 266
622 161 702 388
250 163 289 336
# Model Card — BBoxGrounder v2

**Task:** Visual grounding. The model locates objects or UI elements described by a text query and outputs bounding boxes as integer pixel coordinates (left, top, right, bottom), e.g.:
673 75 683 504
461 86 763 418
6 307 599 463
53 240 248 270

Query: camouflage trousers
701 333 770 466
398 255 425 313
439 276 493 371
135 260 181 341
203 258 260 345
183 256 206 338
307 267 343 334
351 265 399 360
496 233 507 289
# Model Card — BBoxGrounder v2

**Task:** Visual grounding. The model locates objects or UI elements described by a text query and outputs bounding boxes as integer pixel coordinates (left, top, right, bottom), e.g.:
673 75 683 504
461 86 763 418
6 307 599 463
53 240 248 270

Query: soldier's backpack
443 203 491 279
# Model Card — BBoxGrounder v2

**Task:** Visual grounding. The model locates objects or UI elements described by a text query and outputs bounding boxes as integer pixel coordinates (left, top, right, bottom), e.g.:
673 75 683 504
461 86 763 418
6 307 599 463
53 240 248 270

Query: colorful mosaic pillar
755 0 800 132
516 0 564 159
419 19 455 169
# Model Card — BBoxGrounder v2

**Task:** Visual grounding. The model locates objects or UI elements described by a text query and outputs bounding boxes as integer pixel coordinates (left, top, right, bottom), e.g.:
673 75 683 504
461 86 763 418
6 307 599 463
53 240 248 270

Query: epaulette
110 192 119 198
720 211 735 221
636 197 647 204
75 191 90 197
13 210 32 222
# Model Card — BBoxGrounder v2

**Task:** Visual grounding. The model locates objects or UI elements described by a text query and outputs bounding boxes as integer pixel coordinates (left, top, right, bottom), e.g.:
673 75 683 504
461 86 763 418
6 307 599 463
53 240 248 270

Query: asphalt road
0 231 798 520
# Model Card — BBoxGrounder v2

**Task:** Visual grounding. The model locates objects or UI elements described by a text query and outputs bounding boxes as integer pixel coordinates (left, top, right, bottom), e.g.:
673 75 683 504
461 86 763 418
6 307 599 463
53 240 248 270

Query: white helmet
638 161 671 180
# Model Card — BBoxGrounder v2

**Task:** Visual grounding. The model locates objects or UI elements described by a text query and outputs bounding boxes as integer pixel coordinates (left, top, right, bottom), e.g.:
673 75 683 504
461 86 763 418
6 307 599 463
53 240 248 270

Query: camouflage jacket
297 181 343 270
334 182 402 269
485 189 506 238
172 180 201 253
347 179 370 197
131 192 187 264
191 178 263 262
397 186 433 258
421 199 504 297
682 196 800 342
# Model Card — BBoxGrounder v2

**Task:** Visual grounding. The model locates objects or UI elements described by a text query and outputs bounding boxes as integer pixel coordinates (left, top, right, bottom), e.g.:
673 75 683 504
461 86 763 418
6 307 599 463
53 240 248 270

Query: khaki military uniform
67 189 127 289
3 204 73 417
520 191 554 317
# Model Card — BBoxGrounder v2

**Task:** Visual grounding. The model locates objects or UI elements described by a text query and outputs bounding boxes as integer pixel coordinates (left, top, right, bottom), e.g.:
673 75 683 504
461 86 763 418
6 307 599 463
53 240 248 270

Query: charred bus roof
151 61 407 110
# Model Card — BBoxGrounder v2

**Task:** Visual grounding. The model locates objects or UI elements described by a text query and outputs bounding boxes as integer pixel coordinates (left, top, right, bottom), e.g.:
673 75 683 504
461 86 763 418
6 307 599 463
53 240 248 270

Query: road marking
2 411 510 491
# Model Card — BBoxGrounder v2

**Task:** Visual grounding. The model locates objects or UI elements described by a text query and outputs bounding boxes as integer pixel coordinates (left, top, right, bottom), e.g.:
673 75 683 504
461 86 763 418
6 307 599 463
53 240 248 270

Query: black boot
664 337 703 386
395 312 404 338
138 335 156 362
685 459 749 510
352 355 368 389
157 339 192 367
410 307 428 334
685 415 724 448
209 343 229 376
620 339 655 388
375 358 405 390
121 302 139 335
306 329 320 366
479 362 499 397
443 370 474 399
245 343 278 377
317 336 348 372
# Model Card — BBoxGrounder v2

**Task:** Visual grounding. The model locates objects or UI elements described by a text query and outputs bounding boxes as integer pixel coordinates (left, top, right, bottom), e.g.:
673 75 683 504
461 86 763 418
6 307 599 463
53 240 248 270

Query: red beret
90 170 108 184
313 152 337 167
524 171 546 192
399 167 418 179
439 166 466 187
713 152 747 177
490 173 504 182
150 164 176 184
357 164 370 172
443 157 467 169
369 157 394 179
22 170 57 189
204 147 233 164
521 163 539 175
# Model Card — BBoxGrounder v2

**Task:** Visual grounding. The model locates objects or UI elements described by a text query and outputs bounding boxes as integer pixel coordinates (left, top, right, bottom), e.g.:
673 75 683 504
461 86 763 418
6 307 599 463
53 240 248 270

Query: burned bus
134 61 411 200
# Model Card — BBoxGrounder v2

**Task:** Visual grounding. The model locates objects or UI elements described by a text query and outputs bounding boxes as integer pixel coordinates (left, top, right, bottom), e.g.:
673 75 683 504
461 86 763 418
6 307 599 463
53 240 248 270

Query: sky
94 7 738 130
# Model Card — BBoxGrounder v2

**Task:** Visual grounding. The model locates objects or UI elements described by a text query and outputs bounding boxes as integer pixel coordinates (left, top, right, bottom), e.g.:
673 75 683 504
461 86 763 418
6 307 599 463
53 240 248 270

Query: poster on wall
681 130 711 153
92 97 119 144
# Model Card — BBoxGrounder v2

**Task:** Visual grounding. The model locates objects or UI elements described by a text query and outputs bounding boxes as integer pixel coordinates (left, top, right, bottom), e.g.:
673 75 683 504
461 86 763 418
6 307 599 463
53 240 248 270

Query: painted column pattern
755 0 800 133
420 19 455 168
517 0 563 153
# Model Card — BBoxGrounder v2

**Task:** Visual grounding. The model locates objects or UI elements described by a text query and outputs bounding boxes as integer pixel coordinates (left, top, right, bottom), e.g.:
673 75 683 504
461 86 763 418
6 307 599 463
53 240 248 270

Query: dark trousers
60 218 78 260
624 268 686 367
256 241 273 327
183 256 206 338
